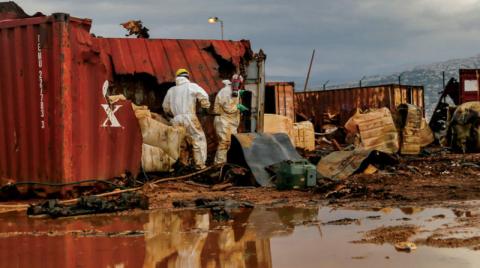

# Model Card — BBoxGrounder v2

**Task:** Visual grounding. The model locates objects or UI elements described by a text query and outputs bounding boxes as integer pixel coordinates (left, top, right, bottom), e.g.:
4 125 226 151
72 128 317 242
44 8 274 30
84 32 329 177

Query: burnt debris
27 192 149 218
121 20 150 38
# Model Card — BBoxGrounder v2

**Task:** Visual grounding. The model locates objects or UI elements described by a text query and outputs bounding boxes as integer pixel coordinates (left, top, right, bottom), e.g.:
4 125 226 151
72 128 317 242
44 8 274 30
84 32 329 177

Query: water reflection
1 205 479 268
143 207 319 268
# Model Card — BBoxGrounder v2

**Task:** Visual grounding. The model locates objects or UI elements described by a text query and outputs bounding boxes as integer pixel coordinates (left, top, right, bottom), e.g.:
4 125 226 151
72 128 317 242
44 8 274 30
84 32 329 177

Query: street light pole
220 20 224 40
208 17 224 40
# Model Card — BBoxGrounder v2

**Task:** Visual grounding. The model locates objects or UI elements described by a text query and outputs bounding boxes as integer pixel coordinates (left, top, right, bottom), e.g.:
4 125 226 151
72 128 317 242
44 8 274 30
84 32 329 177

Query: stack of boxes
293 121 316 151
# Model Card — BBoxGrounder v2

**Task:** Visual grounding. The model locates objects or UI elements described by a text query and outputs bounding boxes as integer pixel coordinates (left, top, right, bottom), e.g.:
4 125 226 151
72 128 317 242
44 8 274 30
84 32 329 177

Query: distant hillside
315 55 480 118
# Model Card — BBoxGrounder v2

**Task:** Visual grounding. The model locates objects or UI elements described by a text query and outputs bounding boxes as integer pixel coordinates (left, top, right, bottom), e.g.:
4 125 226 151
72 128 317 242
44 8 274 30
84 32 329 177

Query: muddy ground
143 151 480 209
2 150 480 253
139 150 480 251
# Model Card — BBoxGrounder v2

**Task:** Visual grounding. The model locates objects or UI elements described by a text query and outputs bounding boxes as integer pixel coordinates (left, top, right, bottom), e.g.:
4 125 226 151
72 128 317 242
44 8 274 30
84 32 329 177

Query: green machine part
274 160 317 190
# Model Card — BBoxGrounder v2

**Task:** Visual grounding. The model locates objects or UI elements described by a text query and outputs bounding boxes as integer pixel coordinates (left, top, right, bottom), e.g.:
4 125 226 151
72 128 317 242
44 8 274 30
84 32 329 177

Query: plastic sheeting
448 101 480 153
110 96 186 172
228 133 303 186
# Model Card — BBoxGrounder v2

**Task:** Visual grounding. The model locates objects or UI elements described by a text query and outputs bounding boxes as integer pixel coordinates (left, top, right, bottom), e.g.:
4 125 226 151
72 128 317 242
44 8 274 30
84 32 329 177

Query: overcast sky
16 0 480 86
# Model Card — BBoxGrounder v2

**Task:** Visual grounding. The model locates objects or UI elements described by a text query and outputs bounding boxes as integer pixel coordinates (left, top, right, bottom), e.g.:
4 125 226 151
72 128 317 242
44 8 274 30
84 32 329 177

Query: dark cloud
16 0 480 87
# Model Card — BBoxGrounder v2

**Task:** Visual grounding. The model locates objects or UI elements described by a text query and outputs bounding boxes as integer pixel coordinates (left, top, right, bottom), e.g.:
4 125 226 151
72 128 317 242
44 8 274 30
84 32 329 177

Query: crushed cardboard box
344 108 399 154
264 114 315 151
110 95 186 172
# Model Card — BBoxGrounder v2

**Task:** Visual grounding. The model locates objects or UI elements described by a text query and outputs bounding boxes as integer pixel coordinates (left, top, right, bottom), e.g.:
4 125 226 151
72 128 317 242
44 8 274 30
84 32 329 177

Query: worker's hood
222 80 232 86
175 76 189 86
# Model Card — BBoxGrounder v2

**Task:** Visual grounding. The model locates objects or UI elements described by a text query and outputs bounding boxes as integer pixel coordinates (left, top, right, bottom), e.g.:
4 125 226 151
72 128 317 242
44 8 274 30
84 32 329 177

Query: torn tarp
448 101 480 153
228 133 304 186
316 150 397 180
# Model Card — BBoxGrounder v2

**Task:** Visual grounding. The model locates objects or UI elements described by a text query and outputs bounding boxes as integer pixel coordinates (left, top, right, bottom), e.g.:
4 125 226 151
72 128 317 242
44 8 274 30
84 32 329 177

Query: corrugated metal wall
295 84 424 131
68 20 143 181
0 16 64 182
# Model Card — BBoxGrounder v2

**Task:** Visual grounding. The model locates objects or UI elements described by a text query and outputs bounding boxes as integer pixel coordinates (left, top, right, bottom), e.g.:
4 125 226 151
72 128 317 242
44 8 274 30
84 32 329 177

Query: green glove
237 104 248 112
238 90 246 97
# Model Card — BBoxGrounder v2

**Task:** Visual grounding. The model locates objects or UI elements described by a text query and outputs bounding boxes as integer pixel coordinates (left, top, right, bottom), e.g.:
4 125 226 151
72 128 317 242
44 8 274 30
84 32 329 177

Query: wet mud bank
138 152 480 211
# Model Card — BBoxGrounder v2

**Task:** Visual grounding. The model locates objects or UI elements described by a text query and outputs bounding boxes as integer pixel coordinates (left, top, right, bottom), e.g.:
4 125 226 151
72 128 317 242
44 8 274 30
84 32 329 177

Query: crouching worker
163 68 210 170
213 78 248 164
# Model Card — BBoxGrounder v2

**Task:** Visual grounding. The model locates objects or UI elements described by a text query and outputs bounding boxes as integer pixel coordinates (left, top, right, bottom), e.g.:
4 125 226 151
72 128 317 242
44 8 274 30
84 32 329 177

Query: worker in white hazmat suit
213 79 248 164
163 69 211 170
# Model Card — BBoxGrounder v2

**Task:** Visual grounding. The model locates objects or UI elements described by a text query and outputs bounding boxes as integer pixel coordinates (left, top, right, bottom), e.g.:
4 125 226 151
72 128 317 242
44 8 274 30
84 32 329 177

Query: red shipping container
0 10 259 185
0 13 143 184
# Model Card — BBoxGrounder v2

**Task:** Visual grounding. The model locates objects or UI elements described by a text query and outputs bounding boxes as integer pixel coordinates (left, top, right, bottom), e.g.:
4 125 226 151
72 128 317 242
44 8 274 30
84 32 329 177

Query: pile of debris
27 192 148 218
109 94 186 173
314 104 434 180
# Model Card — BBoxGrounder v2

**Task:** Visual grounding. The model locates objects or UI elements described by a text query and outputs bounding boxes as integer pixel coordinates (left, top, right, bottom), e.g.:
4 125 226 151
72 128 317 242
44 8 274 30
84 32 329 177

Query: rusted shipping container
0 6 264 184
295 84 424 131
459 69 480 103
0 13 143 184
265 82 295 122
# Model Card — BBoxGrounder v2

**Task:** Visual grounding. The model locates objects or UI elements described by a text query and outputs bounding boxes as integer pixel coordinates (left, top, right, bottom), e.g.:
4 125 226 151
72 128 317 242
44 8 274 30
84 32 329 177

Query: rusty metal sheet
94 38 253 94
228 133 303 186
316 149 396 180
0 14 143 184
295 84 424 131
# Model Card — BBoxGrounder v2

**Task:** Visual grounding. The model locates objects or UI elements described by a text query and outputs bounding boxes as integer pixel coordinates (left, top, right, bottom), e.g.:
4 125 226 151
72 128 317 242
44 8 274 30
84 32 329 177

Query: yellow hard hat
175 68 189 77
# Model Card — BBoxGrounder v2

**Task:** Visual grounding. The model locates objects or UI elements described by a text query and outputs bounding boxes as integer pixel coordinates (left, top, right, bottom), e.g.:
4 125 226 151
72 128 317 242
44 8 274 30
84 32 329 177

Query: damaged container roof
94 38 253 93
0 3 258 184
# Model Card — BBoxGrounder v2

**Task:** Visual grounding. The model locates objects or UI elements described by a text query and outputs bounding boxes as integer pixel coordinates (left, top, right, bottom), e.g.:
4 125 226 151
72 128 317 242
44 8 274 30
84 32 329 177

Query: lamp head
208 17 219 24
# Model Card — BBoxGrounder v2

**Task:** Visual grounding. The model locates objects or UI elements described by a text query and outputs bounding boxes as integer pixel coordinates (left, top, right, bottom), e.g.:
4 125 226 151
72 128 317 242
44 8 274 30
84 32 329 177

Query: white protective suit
213 80 241 164
163 76 210 169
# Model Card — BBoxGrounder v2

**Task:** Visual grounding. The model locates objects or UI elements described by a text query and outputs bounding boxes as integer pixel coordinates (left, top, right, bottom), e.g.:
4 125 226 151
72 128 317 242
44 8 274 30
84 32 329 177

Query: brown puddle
0 203 480 267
